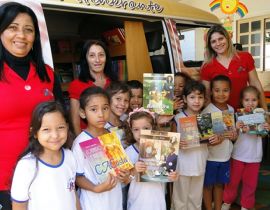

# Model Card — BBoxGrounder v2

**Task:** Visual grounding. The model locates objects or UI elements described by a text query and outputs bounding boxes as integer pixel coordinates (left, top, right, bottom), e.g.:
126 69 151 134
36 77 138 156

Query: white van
39 0 219 87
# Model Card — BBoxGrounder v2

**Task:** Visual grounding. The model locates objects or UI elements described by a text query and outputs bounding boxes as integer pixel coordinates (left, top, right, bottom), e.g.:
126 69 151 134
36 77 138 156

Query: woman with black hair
0 2 63 209
68 40 117 135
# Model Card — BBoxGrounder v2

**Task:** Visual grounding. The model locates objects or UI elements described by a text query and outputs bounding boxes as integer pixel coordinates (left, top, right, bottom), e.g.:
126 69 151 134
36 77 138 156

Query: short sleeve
68 80 81 100
11 157 36 202
243 52 255 72
72 139 85 176
200 63 212 81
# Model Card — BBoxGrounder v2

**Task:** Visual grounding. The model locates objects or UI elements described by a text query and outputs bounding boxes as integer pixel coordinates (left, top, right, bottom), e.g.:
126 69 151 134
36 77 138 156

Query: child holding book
172 80 219 210
127 80 143 111
72 87 130 210
11 101 80 210
222 86 269 210
202 75 237 210
125 108 178 210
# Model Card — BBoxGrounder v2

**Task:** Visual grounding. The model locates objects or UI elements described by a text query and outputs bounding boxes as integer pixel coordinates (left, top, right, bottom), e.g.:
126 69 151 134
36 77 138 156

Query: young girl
222 86 269 210
11 101 80 210
106 81 130 128
125 108 178 210
202 75 237 210
72 86 129 210
172 80 218 210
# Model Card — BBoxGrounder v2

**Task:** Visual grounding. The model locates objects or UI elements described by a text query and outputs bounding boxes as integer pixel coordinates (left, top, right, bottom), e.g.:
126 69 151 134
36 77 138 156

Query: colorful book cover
79 137 111 183
236 108 267 135
222 111 236 134
179 115 200 149
98 132 133 173
138 130 180 182
197 113 214 143
79 132 133 183
143 73 174 115
211 111 225 134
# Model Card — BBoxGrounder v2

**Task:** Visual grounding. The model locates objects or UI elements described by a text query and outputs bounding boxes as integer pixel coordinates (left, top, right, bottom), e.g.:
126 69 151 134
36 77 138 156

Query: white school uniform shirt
72 130 122 210
202 103 234 162
232 132 263 163
125 145 166 210
11 149 77 210
174 111 208 176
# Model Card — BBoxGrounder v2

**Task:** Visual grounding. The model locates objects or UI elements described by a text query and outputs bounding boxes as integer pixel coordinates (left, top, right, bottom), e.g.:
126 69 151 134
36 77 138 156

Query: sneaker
221 203 231 210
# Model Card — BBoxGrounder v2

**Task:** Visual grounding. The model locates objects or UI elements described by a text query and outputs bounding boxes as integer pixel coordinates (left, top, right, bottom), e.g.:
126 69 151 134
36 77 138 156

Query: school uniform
72 130 123 210
202 103 234 186
11 149 77 210
172 112 208 210
125 144 166 210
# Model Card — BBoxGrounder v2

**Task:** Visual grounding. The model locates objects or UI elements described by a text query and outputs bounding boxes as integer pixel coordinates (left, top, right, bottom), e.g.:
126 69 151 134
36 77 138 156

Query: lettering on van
76 0 164 14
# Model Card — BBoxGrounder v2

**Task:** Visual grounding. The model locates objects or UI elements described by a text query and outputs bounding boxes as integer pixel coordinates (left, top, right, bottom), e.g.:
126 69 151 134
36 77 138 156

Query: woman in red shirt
68 40 117 135
201 25 266 111
0 3 63 209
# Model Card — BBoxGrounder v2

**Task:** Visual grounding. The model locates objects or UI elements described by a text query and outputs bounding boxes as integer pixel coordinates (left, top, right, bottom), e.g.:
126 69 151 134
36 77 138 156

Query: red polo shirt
0 63 54 190
68 78 111 100
201 52 255 110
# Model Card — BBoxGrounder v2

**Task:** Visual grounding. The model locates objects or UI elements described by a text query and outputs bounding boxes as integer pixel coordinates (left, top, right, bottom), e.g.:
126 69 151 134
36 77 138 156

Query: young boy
202 75 237 210
127 80 143 111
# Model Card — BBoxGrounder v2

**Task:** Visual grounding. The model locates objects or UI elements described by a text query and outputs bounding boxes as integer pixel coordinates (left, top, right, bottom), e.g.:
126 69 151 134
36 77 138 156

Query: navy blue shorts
204 160 230 187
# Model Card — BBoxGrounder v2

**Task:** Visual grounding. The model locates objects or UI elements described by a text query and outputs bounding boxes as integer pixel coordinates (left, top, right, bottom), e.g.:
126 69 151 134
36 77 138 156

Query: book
138 130 180 182
211 111 235 135
197 113 214 143
222 111 236 135
143 73 174 115
236 108 267 135
211 111 225 134
79 132 133 183
102 28 125 46
179 115 201 149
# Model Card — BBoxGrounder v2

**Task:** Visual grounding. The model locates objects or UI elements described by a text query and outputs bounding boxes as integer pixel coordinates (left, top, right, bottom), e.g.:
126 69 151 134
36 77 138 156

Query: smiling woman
201 25 267 111
68 40 118 135
0 2 63 209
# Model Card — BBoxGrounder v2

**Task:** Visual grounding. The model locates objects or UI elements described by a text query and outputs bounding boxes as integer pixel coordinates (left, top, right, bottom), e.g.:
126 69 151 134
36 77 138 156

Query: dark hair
78 40 118 83
240 86 261 108
174 72 191 83
0 2 50 81
106 81 131 101
210 75 232 90
182 80 206 97
205 25 236 63
80 86 110 110
124 111 155 146
127 80 143 90
20 101 73 159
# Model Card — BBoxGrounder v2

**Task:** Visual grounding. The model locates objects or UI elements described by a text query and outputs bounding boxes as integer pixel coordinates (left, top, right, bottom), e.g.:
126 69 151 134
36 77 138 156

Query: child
125 108 178 210
106 81 130 128
173 72 191 114
127 80 143 111
222 86 269 210
11 101 79 210
202 75 237 210
72 86 129 210
172 80 218 210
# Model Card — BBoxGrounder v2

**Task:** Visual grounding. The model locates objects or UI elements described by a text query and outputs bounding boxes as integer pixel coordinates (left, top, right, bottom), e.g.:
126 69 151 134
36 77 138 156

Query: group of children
10 73 269 210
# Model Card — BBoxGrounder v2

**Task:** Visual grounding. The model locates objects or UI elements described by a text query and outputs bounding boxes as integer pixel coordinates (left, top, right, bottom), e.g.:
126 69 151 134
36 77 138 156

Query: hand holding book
208 134 222 146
